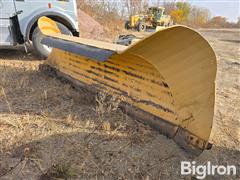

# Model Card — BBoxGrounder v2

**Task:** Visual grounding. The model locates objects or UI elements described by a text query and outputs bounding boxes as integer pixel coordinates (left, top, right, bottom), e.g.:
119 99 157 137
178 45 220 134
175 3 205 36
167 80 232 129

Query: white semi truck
0 0 79 58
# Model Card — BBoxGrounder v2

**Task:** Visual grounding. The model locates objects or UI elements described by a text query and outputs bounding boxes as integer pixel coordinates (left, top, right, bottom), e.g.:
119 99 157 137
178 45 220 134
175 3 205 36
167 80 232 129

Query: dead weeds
0 30 239 179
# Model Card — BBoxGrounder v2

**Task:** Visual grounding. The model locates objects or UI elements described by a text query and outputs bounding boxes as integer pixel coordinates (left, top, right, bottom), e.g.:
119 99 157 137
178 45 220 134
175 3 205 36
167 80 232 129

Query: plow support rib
38 16 216 155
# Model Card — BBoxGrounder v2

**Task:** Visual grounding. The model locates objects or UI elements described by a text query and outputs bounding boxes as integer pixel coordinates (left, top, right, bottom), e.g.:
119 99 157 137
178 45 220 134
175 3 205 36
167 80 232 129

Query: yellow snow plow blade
38 16 216 155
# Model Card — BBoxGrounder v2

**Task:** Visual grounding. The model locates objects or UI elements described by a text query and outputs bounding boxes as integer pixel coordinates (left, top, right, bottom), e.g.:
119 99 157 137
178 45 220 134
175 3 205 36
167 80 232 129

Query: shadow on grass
0 130 239 179
0 45 40 61
0 59 239 179
220 39 240 44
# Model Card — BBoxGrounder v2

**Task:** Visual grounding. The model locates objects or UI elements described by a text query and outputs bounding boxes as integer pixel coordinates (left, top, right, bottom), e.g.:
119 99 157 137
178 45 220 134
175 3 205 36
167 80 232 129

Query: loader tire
137 22 146 32
125 21 131 30
32 22 71 59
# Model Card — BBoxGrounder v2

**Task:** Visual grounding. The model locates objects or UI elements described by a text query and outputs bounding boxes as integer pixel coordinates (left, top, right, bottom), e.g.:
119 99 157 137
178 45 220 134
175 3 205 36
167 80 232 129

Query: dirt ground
0 29 239 179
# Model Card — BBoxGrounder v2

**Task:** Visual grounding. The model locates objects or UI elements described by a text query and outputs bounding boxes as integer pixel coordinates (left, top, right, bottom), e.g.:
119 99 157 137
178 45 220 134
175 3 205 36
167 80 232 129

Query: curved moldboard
38 17 217 155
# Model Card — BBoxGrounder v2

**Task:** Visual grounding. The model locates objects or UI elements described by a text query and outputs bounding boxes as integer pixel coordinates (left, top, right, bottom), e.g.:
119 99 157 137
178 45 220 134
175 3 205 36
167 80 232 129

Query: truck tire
32 22 71 59
137 22 146 32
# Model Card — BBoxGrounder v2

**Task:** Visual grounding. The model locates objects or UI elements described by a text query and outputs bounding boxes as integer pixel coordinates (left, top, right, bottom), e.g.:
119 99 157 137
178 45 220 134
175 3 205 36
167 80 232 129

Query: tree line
77 0 240 28
162 1 239 28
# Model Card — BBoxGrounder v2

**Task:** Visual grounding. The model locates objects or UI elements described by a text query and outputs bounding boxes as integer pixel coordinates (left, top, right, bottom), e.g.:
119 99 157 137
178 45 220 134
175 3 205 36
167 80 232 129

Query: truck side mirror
16 10 23 15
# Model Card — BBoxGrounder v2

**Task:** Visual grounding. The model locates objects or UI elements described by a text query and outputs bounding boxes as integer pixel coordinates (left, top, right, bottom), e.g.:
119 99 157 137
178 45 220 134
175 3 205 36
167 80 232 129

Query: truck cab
0 0 79 57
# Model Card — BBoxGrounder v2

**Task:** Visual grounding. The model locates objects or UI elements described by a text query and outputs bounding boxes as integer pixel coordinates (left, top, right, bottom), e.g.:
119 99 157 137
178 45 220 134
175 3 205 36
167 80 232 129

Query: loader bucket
38 16 216 155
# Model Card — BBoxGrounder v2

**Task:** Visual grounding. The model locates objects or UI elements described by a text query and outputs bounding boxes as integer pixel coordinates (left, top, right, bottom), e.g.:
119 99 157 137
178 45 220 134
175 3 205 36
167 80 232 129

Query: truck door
0 0 17 45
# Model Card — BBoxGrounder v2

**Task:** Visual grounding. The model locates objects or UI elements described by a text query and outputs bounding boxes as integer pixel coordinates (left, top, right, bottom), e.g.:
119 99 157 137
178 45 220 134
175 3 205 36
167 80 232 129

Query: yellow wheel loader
38 16 217 156
125 7 173 32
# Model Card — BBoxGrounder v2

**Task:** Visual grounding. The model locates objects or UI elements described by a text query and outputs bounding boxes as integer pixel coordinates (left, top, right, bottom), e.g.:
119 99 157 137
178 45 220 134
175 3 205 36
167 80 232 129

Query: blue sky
152 0 240 22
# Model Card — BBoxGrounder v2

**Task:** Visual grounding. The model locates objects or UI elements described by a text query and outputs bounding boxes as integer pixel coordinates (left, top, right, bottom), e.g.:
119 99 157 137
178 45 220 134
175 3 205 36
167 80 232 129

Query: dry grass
40 162 76 179
0 31 239 179
0 63 168 179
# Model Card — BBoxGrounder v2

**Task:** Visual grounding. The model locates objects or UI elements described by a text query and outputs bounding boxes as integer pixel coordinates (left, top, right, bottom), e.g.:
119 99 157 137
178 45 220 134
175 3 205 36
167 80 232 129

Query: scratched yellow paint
38 16 217 149
47 49 177 123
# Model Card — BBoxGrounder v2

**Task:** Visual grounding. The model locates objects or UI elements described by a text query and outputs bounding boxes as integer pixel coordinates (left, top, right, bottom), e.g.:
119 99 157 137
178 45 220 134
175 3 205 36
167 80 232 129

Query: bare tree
190 6 210 27
163 1 176 14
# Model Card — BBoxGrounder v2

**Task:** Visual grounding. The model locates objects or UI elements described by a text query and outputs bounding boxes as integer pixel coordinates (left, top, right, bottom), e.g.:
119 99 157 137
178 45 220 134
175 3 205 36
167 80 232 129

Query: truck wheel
137 22 146 32
32 22 71 59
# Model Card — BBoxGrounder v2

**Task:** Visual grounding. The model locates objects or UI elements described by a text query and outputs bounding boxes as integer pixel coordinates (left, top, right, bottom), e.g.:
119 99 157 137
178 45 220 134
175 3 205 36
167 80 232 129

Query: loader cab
148 7 165 22
0 0 79 57
148 7 164 15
